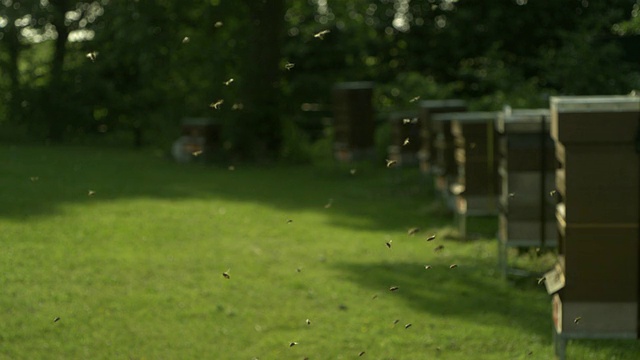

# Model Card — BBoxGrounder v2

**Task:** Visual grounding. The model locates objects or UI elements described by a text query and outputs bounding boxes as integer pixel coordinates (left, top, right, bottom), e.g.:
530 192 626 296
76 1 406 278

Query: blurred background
1 0 639 161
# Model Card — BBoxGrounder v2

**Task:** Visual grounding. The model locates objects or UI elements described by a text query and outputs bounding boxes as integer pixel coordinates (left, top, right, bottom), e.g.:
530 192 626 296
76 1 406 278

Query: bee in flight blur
210 100 224 109
314 29 330 39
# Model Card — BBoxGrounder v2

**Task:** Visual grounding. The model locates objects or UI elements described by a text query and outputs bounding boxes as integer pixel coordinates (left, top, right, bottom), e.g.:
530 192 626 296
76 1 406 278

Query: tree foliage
0 0 638 157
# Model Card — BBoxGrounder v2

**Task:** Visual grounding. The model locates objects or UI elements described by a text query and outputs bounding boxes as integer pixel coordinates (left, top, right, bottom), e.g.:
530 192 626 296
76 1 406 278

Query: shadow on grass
0 144 449 233
336 256 553 338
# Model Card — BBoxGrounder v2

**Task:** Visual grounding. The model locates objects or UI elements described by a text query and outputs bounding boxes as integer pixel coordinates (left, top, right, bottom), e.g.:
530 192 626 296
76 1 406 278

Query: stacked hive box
545 96 640 359
387 111 420 166
450 112 500 216
496 109 557 275
417 100 467 174
332 82 375 162
431 112 465 203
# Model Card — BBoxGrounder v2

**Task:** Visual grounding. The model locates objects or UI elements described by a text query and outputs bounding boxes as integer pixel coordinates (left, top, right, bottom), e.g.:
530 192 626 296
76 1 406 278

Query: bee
385 240 392 248
407 227 420 235
409 96 420 103
223 78 234 86
85 51 98 62
30 176 39 181
287 219 293 224
574 317 582 324
222 269 231 279
449 264 458 269
527 350 533 356
324 198 333 208
306 319 311 325
385 159 397 168
181 36 190 44
549 189 557 197
228 165 235 171
296 268 302 273
404 323 412 329
87 190 96 196
284 62 295 70
393 319 400 324
424 265 432 270
508 192 516 198
359 351 366 357
426 234 436 241
192 150 203 157
371 294 378 299
214 21 223 28
313 29 330 39
537 277 545 285
403 138 410 146
434 245 444 252
210 99 224 109
53 317 60 323
389 286 399 291
350 168 357 175
289 342 298 347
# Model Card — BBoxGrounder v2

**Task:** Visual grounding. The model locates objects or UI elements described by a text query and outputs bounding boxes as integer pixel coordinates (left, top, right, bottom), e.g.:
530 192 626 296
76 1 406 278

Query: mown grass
1 144 638 359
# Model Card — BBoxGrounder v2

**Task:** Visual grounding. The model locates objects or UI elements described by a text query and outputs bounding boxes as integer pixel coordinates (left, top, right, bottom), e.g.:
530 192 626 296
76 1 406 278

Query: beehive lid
432 111 496 123
550 95 640 113
496 108 550 134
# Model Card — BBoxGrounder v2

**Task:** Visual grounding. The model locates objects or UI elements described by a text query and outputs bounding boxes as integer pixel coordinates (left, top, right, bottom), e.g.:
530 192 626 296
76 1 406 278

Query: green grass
1 144 639 359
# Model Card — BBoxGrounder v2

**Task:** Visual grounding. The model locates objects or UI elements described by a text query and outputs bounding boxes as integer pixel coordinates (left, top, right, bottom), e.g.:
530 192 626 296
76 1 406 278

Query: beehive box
450 112 500 212
332 82 375 161
418 100 467 173
431 113 463 194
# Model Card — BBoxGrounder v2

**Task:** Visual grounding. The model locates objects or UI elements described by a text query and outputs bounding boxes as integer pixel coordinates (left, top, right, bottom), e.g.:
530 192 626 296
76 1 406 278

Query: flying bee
393 319 400 325
350 168 357 175
405 323 412 329
30 176 39 181
228 165 235 171
181 36 190 44
223 78 234 86
359 351 366 357
296 268 302 273
371 294 378 299
408 227 420 236
508 192 515 198
386 240 392 248
403 138 410 146
449 264 458 269
402 118 411 124
425 265 432 270
434 245 444 252
313 29 330 39
85 51 98 62
574 317 582 324
426 234 436 241
284 62 295 70
549 189 557 197
537 277 546 285
210 99 224 109
87 190 96 196
287 219 293 224
289 342 298 347
306 318 311 325
222 269 231 279
409 96 420 103
389 286 399 291
324 198 333 209
192 150 203 157
385 159 397 168
53 317 60 323
214 21 223 28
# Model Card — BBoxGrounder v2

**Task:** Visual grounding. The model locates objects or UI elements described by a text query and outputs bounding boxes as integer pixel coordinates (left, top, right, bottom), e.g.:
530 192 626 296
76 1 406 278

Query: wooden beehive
496 109 557 253
417 99 467 173
449 111 500 216
545 95 640 350
332 82 375 162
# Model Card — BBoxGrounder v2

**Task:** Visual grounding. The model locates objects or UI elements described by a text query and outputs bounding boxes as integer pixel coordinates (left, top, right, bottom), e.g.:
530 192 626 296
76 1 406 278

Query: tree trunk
47 0 70 142
240 0 285 159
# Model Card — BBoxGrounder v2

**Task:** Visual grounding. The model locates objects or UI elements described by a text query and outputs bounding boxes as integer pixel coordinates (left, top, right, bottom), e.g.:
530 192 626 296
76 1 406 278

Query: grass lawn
1 144 638 359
